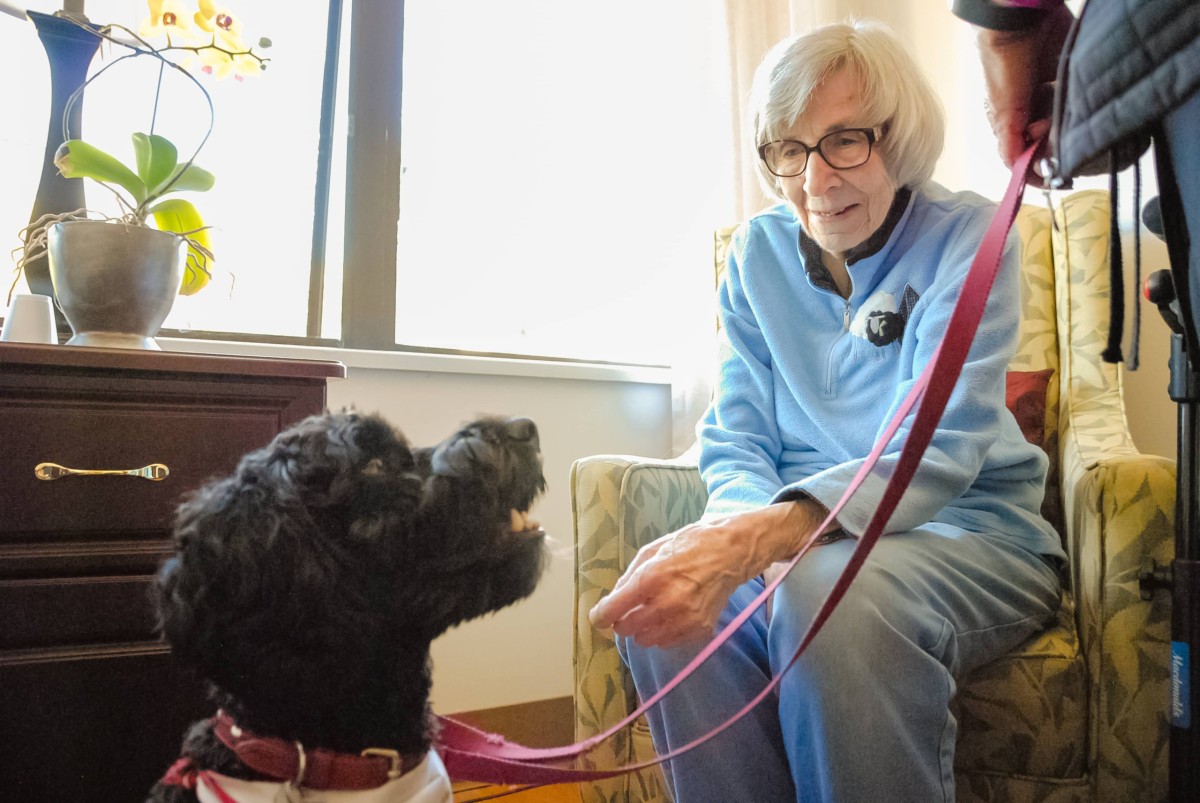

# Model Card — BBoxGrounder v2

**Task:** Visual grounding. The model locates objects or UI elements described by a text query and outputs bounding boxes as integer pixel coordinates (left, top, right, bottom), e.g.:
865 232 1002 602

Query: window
2 0 337 340
2 0 730 365
391 0 730 365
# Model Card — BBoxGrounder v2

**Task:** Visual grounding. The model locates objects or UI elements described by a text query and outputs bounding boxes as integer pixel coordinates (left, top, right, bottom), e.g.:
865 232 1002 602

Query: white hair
750 20 945 201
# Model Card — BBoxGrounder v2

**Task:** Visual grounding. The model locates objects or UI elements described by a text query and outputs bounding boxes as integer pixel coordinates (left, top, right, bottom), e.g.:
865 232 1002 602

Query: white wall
1115 223 1178 461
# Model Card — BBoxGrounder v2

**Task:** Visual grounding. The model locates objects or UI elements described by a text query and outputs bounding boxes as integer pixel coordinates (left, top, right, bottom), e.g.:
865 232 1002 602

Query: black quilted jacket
953 0 1200 178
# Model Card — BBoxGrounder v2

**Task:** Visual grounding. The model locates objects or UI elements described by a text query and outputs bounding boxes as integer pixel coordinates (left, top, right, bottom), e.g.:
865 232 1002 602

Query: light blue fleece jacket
699 182 1064 560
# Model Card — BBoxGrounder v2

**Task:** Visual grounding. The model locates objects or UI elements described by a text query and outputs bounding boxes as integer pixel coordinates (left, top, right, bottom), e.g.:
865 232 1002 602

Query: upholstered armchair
571 190 1175 802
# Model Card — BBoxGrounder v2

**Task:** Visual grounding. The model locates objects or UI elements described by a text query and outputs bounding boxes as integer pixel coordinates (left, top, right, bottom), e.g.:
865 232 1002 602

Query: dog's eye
464 427 500 447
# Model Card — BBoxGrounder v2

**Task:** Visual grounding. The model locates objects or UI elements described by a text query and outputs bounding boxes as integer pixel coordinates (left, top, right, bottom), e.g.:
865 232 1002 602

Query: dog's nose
505 417 538 444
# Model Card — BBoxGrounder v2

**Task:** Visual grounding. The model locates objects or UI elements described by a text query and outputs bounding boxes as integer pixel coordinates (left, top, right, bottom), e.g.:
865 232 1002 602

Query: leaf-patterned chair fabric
571 190 1173 802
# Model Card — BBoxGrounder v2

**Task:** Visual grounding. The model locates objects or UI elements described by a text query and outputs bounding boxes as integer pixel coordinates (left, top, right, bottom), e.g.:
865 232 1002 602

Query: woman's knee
770 543 897 629
767 550 943 673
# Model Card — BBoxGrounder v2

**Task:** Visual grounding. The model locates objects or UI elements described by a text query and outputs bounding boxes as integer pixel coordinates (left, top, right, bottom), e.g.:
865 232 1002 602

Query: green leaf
152 163 216 196
148 198 213 295
54 140 147 204
131 133 178 195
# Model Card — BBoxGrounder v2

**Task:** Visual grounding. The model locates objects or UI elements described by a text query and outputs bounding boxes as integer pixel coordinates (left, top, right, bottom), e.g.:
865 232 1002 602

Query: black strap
1129 158 1142 370
1103 157 1125 363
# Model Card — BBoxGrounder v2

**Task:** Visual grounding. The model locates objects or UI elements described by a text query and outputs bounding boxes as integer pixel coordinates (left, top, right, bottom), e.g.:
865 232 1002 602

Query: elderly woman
589 20 1065 803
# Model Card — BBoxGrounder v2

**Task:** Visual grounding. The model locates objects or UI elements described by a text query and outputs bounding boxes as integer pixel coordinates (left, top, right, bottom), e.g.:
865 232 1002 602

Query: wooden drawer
0 645 211 802
0 343 344 803
0 399 279 541
0 538 172 579
0 575 159 649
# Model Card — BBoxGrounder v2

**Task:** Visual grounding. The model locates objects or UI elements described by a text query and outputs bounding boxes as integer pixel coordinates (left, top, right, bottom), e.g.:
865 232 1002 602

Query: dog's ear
339 413 424 544
156 412 425 683
156 473 260 670
267 412 420 513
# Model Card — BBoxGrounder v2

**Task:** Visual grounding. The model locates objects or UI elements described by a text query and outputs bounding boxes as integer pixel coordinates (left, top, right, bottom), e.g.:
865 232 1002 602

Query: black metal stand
1139 268 1200 801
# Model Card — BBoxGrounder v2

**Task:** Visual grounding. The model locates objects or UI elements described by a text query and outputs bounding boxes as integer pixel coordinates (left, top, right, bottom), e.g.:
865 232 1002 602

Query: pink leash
438 143 1040 787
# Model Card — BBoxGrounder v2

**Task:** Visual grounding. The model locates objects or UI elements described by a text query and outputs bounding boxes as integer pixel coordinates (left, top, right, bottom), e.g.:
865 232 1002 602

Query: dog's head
156 411 546 745
409 415 548 631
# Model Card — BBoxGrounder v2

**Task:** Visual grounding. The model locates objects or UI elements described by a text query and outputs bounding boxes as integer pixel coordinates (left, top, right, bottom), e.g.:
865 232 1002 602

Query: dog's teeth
509 509 542 533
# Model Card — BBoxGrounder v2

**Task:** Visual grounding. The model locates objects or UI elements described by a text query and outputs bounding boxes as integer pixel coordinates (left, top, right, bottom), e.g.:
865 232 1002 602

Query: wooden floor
448 697 584 801
452 780 582 802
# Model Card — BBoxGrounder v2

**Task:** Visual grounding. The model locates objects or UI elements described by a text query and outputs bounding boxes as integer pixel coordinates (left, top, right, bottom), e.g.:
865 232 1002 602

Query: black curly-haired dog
147 411 547 802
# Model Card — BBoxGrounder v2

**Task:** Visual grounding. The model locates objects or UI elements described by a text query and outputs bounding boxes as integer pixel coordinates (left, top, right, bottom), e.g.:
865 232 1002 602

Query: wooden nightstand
0 342 345 803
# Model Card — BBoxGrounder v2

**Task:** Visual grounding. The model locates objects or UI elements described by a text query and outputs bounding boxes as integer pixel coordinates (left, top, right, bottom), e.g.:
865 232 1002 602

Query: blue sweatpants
618 524 1062 802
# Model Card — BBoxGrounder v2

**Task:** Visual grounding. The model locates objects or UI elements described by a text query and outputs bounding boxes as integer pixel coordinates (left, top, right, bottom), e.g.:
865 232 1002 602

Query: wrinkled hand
589 500 830 649
976 4 1074 177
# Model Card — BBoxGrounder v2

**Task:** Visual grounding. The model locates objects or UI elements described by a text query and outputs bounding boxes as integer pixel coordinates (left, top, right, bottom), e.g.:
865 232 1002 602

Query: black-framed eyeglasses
757 127 883 178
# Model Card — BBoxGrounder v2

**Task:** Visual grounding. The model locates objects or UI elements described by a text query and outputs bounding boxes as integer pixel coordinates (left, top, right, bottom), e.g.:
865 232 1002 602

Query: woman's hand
589 500 831 648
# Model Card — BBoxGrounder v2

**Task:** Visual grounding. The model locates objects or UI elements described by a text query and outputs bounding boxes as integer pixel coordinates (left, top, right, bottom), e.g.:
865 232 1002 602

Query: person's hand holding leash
975 3 1073 178
589 499 831 648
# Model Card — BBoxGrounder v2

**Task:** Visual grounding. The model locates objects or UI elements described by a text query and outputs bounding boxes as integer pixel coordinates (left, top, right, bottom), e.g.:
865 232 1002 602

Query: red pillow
1005 368 1063 537
1006 368 1054 449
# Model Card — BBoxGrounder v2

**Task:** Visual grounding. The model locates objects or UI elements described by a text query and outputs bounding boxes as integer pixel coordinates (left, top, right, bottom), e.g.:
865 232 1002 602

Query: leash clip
1040 155 1070 191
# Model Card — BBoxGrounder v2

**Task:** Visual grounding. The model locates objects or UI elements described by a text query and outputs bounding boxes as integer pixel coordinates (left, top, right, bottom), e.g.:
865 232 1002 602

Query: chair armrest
1060 437 1174 800
1052 187 1175 799
571 454 706 802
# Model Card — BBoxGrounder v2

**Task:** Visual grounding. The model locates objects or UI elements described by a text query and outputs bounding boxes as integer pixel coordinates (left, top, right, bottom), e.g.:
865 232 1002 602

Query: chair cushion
952 594 1087 778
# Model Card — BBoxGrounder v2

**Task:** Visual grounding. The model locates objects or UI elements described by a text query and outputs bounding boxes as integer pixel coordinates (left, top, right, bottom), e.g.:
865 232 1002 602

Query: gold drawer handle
34 462 170 482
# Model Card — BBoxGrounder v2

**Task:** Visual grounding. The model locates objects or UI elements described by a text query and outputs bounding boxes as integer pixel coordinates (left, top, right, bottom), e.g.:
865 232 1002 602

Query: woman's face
776 68 896 257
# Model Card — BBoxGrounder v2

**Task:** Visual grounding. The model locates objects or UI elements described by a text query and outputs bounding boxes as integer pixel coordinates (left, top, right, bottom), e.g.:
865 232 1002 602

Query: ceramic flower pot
47 220 186 350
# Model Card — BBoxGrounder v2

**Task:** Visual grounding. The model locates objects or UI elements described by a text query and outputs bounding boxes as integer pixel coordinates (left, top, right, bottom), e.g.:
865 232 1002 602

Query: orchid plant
15 0 269 297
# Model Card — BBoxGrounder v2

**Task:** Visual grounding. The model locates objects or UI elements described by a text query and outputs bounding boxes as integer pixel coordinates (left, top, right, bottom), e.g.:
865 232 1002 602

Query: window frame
0 0 679 369
339 0 400 350
149 0 409 353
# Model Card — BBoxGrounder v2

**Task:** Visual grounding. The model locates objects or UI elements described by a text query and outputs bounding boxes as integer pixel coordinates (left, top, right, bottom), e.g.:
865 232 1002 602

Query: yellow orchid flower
194 0 244 46
139 0 201 43
195 47 261 81
192 0 263 80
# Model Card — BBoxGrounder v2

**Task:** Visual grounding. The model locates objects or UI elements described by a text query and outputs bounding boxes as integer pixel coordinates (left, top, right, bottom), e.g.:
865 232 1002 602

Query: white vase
47 220 186 350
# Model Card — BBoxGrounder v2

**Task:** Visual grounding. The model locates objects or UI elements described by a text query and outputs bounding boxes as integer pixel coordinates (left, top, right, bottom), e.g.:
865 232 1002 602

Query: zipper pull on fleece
843 299 851 331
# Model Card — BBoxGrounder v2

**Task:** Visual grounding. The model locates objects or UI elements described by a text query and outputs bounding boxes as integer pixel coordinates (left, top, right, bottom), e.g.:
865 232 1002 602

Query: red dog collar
206 710 425 790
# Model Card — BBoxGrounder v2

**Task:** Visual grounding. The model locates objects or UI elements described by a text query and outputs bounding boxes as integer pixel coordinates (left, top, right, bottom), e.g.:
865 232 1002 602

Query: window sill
158 337 673 385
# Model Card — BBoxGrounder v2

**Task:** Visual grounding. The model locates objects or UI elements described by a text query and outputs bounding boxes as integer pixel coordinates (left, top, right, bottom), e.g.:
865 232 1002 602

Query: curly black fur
146 412 547 802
